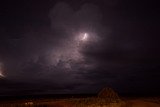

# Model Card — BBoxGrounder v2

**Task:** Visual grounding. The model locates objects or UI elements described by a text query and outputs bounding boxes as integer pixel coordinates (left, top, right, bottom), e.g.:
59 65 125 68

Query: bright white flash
0 63 5 78
0 70 4 78
0 72 4 77
82 33 88 41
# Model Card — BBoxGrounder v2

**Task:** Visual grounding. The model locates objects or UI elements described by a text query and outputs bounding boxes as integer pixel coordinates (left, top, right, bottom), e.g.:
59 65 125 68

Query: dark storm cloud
0 1 106 94
75 0 160 94
0 0 160 95
49 2 104 39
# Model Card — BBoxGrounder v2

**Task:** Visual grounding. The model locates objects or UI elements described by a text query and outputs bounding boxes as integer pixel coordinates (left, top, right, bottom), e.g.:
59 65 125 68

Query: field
0 97 160 107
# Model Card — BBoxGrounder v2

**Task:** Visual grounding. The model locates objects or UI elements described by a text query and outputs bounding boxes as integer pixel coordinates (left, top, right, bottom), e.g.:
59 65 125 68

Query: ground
0 97 160 107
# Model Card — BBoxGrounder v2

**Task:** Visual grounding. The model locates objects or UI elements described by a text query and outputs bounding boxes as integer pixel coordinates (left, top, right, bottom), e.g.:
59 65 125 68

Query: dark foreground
0 96 160 107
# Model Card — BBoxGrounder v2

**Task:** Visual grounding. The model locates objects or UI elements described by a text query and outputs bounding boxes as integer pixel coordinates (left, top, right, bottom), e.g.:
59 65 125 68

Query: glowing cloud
82 33 88 41
0 62 5 78
0 72 4 78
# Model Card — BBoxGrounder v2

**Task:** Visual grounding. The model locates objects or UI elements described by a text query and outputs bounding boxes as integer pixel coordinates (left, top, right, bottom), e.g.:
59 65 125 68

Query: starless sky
0 0 160 96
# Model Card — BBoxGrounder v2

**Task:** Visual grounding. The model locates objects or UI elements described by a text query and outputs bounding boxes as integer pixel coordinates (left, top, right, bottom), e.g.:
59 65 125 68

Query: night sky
0 0 160 96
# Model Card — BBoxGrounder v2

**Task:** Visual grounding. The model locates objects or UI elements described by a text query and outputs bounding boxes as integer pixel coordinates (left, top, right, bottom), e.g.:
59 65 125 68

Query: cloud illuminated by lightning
0 62 5 78
82 33 88 41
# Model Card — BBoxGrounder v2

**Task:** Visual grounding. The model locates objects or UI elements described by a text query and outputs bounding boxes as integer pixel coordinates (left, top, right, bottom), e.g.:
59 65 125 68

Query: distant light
25 102 33 105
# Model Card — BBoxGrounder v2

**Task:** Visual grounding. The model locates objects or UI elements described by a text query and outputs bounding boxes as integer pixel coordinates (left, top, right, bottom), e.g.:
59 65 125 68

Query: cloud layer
0 0 160 95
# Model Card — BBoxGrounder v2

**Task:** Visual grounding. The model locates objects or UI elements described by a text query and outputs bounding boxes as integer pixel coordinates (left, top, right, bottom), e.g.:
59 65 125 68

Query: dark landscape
0 94 160 107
